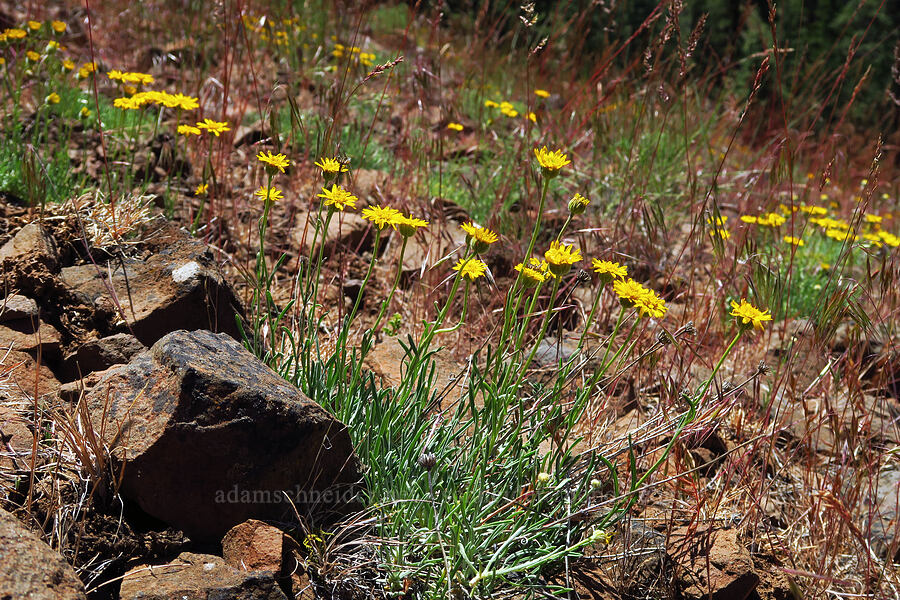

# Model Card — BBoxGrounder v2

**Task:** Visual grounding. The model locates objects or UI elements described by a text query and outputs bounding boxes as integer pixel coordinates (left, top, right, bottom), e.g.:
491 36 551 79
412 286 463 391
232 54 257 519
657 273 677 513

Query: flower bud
568 193 589 215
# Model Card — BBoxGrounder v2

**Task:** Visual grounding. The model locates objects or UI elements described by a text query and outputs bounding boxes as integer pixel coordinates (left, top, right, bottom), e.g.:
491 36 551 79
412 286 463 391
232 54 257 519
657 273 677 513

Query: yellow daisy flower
361 205 402 230
177 124 202 136
544 240 582 276
51 21 66 33
256 150 289 173
534 89 550 98
121 71 154 85
534 146 571 177
461 222 498 254
317 185 357 211
113 97 140 110
195 183 209 196
254 186 283 202
453 258 487 281
591 259 627 284
397 214 428 237
196 118 230 137
730 299 772 331
515 257 550 286
613 278 650 310
446 122 464 131
783 236 804 246
314 156 348 179
636 288 667 319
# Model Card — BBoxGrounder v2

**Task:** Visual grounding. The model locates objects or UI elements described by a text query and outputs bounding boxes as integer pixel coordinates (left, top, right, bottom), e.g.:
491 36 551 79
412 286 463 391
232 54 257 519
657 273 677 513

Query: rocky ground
1 198 897 599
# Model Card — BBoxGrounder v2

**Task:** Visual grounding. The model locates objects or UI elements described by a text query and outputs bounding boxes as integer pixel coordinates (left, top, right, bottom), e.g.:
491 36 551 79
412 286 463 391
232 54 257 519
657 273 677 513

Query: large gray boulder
0 507 87 599
85 330 362 541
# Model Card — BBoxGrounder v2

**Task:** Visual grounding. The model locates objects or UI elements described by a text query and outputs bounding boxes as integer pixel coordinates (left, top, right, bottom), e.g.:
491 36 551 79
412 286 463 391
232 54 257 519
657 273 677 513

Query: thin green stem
518 276 562 379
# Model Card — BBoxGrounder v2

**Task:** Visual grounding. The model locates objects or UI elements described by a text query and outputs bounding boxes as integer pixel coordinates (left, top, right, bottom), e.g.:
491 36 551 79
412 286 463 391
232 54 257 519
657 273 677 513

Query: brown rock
223 520 284 573
119 552 287 600
0 348 60 402
223 522 315 599
0 317 63 359
85 329 362 541
0 293 39 322
60 235 242 346
0 403 33 468
0 222 60 271
60 332 145 380
222 520 317 598
0 507 87 599
668 526 759 600
58 367 111 403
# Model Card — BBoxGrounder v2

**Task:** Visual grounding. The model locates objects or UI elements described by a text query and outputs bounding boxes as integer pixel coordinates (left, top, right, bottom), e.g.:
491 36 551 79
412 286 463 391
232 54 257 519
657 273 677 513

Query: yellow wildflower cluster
114 91 200 111
360 205 428 237
243 14 306 46
332 44 376 67
484 99 524 119
2 28 27 40
612 278 667 319
77 61 97 78
515 257 551 286
108 70 154 85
